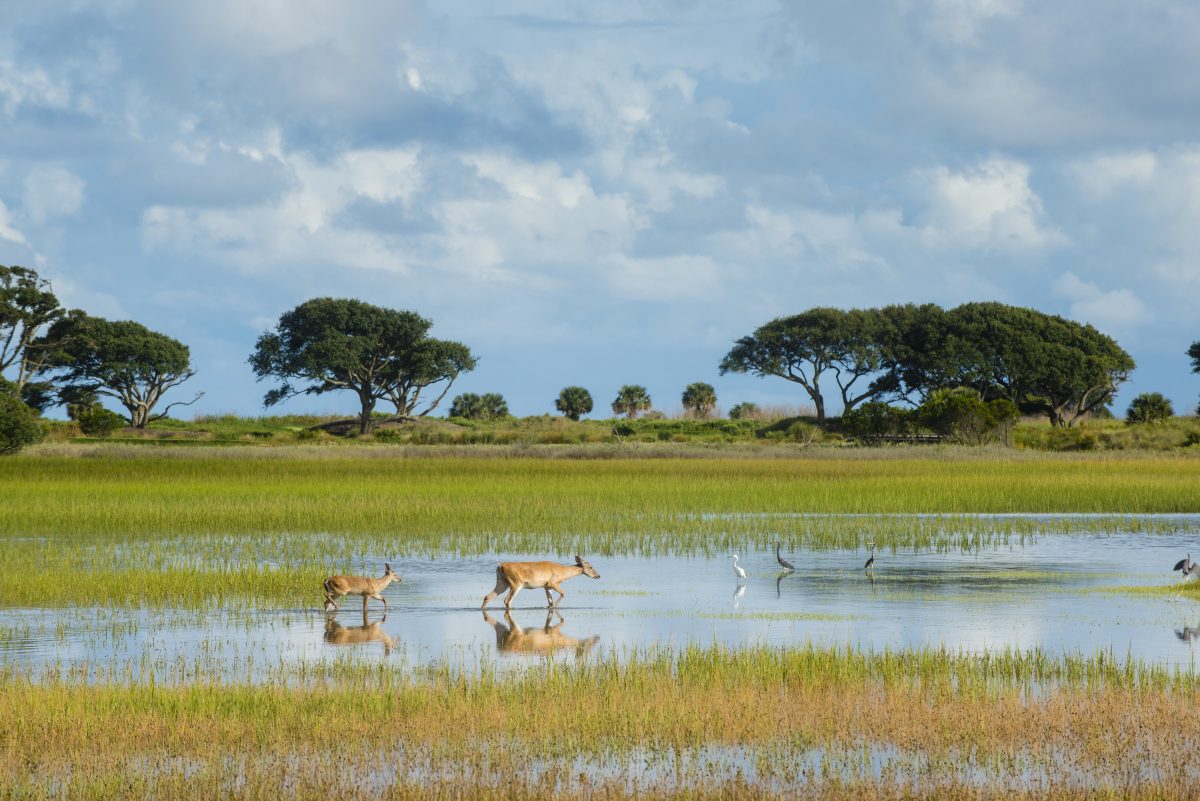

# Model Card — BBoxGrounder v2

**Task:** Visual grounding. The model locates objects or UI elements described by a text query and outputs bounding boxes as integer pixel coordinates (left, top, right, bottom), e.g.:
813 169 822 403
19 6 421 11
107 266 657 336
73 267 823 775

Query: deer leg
548 584 565 608
504 584 522 609
482 577 509 610
375 593 388 614
362 594 369 614
543 587 554 607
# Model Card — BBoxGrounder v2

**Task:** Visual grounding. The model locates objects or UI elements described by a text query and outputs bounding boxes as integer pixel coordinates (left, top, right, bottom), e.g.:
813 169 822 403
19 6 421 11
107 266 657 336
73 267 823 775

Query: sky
2 0 1199 419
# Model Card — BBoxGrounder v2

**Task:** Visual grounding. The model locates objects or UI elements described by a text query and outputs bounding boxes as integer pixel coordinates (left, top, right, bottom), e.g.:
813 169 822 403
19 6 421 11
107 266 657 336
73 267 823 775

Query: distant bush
727 402 759 420
76 406 125 438
1126 392 1173 424
842 401 914 444
917 388 1018 445
0 393 43 454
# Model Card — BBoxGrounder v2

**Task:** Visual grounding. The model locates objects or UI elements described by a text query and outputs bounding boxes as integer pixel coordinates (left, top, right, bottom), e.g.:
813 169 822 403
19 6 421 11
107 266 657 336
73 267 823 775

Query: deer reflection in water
323 610 396 655
483 610 599 657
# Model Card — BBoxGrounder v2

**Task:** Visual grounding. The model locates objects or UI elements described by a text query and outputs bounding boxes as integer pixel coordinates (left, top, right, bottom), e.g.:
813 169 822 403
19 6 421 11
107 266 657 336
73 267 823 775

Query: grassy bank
4 643 1199 799
39 409 1200 450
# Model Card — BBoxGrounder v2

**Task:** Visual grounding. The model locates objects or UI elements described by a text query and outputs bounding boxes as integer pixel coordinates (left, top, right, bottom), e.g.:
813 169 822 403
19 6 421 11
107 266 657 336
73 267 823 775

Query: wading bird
864 543 876 572
774 540 795 572
481 555 601 610
729 554 747 581
1174 554 1197 579
322 564 401 613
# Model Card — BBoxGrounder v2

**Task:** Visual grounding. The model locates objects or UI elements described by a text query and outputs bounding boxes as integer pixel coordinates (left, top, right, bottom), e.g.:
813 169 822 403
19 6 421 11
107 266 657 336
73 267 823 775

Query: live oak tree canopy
44 315 202 428
249 298 476 434
0 265 70 409
721 303 1134 427
718 307 895 422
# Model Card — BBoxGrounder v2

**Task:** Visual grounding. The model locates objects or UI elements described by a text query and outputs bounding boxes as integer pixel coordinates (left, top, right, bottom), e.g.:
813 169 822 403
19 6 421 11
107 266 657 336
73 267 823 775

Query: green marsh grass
3 451 1197 607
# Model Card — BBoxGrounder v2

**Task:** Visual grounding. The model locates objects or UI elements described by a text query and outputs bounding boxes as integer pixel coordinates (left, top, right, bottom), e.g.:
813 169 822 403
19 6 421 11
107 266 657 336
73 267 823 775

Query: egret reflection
323 610 396 655
483 610 599 657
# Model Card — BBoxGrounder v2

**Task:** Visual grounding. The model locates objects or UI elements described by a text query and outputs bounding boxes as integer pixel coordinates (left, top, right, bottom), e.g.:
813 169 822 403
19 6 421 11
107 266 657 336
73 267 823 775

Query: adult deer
323 563 401 613
323 611 396 655
481 555 600 610
483 610 599 656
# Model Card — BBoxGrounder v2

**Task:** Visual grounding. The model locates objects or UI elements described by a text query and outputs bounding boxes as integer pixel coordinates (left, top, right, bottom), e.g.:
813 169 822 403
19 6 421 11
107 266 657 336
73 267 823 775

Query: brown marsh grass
3 644 1198 799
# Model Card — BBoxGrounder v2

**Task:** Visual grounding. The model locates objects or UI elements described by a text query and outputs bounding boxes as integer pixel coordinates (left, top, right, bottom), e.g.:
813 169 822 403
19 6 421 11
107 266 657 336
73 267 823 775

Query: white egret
729 554 747 581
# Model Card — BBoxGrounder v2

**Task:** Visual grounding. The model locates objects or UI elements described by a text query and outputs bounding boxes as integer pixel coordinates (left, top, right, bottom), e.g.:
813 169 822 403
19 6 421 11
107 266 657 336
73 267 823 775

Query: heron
1174 554 1197 579
774 540 795 572
729 554 747 581
863 543 876 572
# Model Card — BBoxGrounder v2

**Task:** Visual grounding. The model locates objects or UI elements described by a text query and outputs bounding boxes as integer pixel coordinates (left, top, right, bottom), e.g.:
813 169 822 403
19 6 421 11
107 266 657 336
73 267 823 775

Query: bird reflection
483 610 599 656
733 583 747 609
323 610 396 655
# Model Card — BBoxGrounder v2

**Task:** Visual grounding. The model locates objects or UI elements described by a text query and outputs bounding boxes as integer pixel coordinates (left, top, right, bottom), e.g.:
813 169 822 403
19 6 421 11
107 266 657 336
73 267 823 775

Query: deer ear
574 555 584 566
384 563 391 572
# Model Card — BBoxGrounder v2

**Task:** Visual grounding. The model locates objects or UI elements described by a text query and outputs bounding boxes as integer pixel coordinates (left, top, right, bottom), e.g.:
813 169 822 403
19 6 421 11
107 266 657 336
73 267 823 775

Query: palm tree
681 382 717 418
612 385 652 419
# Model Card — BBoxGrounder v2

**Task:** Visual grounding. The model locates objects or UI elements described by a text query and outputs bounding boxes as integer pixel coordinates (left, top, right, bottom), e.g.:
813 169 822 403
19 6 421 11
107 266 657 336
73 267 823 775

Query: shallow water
3 531 1200 681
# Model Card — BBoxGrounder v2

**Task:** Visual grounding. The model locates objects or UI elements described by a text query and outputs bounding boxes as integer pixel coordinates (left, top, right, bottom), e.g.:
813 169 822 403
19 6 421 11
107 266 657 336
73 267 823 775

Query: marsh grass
4 643 1200 799
2 453 1197 606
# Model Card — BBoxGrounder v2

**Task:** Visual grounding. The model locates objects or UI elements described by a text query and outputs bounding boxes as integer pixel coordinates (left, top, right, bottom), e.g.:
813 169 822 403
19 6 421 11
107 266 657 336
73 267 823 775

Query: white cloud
604 254 722 301
0 60 72 114
912 0 1022 47
142 144 423 272
22 166 85 224
1052 271 1148 331
916 157 1063 250
0 200 28 246
1071 150 1157 198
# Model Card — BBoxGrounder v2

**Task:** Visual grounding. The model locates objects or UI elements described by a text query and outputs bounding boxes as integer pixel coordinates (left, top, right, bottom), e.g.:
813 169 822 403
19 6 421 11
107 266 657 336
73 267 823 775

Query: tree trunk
813 395 825 423
359 392 376 434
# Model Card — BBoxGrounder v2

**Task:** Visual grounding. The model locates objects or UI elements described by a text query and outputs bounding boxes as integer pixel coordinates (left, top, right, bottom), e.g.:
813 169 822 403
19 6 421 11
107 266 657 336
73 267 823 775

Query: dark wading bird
864 543 876 572
1174 554 1198 579
774 540 795 572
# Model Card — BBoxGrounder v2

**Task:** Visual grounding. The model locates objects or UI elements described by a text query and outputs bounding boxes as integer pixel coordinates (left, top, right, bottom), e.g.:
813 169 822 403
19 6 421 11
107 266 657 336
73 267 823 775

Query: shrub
917 388 1018 445
76 406 125 438
0 393 43 454
1126 392 1173 424
841 401 913 444
728 402 759 420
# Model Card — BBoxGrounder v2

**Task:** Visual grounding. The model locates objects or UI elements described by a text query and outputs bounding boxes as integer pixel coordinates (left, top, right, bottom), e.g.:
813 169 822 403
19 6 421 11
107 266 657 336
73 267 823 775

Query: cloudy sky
2 0 1198 418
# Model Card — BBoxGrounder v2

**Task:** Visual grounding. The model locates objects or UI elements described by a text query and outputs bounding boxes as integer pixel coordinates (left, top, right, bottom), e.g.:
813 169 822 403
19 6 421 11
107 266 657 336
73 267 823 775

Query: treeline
3 264 1199 454
720 304 1142 427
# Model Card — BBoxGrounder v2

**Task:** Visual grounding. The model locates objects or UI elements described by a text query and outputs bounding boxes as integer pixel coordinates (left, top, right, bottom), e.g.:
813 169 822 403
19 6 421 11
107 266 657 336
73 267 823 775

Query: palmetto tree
611 384 651 419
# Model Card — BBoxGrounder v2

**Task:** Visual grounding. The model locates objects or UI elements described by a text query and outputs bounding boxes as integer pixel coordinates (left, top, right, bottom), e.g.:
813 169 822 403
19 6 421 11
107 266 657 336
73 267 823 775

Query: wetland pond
4 525 1200 682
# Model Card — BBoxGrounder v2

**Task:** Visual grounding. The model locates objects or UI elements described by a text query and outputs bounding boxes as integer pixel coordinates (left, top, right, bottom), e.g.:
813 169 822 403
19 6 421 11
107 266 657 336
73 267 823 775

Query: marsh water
4 525 1200 682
